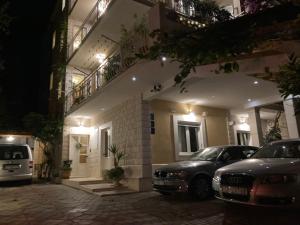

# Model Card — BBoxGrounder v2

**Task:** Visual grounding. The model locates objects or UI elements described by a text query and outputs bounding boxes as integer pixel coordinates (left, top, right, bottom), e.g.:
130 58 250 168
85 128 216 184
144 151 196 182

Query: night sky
0 0 56 130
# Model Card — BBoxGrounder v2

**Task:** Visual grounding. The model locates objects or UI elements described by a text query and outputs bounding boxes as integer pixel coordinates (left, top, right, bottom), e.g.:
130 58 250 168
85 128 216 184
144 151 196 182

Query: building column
283 98 300 138
248 107 264 146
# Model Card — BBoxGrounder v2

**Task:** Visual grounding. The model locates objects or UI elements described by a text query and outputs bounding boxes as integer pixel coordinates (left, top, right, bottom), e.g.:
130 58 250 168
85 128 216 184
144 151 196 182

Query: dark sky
0 0 56 130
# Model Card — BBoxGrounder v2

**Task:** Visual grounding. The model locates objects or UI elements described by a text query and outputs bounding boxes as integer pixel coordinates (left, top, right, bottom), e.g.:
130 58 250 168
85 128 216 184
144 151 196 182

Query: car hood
156 160 213 171
217 158 300 175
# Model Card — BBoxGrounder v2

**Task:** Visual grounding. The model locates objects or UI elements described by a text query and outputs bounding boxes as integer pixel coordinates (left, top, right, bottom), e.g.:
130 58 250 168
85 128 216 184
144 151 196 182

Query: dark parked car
153 145 258 199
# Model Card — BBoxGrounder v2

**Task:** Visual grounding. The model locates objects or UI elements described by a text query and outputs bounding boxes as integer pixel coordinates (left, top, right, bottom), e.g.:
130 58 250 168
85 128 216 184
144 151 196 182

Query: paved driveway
0 184 299 225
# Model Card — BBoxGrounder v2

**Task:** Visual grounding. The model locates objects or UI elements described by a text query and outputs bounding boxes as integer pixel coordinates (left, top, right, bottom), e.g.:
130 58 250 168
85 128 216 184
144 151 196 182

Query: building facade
55 0 300 191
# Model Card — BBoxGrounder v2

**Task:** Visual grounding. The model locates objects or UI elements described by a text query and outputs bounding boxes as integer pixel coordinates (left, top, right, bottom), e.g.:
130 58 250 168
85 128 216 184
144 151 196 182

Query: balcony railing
65 51 122 113
65 19 149 113
67 0 112 59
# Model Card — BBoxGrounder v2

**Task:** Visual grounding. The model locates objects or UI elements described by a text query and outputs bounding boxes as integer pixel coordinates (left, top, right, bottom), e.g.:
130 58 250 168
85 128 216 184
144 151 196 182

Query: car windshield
190 147 222 161
252 141 300 159
0 146 29 160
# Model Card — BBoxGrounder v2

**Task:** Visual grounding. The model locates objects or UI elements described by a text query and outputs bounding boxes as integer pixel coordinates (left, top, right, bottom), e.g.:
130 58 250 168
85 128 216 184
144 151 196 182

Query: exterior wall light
6 136 15 142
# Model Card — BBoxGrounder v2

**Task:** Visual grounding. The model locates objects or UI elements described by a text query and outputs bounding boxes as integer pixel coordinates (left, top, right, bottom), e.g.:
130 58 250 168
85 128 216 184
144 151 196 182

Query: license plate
221 186 248 196
3 164 21 170
153 180 165 185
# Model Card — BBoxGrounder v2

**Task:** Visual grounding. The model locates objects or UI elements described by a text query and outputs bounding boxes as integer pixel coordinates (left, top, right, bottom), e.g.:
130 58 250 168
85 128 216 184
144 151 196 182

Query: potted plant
61 160 72 179
105 145 126 186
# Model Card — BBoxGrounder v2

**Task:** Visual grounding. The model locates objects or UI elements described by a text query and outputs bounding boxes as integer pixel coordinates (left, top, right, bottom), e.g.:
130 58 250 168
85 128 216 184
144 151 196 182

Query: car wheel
190 177 212 200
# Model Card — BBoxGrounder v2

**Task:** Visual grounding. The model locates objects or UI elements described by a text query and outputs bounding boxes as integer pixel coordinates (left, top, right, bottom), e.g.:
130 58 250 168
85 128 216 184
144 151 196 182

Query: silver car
213 139 300 207
0 144 33 182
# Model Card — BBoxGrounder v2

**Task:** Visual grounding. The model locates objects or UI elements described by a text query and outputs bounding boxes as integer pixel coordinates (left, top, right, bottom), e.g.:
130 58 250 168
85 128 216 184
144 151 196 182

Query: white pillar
248 107 264 146
283 98 300 138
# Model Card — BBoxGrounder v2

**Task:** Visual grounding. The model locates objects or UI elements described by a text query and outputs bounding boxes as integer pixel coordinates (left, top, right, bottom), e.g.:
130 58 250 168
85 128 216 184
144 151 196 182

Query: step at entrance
62 178 136 196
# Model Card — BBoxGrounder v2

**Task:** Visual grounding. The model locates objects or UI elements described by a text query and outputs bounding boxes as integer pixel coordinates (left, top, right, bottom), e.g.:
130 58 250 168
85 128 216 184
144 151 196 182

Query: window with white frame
62 0 66 11
178 122 202 154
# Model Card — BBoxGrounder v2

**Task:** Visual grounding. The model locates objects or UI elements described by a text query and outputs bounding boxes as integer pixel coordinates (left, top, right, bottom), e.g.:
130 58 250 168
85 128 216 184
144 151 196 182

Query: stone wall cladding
92 95 152 191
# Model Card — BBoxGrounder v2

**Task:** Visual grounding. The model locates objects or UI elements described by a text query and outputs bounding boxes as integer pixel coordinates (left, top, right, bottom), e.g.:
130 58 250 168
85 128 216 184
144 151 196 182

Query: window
220 147 248 162
150 113 155 134
52 31 56 49
102 128 111 157
178 122 201 154
237 131 250 145
57 81 62 99
62 0 66 11
0 146 29 160
49 73 54 90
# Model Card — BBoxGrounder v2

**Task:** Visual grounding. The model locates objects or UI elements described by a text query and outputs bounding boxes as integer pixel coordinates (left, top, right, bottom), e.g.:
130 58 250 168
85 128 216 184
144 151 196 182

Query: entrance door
69 135 89 177
99 124 113 178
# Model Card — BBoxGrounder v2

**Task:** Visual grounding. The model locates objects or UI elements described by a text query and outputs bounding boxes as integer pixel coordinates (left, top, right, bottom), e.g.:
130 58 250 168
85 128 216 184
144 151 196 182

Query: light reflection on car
153 145 258 199
213 139 300 207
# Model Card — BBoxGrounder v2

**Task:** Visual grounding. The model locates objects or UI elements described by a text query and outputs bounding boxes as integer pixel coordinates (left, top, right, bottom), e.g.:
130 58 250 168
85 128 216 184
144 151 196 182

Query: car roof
270 138 300 144
208 145 258 149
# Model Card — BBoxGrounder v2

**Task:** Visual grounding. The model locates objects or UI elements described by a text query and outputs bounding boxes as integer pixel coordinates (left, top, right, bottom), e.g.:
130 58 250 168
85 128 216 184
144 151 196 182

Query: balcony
65 27 149 114
68 0 112 59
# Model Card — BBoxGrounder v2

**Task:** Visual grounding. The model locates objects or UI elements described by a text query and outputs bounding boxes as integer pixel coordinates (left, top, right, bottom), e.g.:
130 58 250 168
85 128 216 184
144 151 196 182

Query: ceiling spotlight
96 53 106 64
248 98 252 102
132 76 137 81
253 80 259 85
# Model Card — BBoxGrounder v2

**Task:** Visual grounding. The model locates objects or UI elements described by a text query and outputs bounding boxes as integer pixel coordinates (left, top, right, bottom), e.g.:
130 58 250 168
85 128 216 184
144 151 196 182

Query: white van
0 144 33 183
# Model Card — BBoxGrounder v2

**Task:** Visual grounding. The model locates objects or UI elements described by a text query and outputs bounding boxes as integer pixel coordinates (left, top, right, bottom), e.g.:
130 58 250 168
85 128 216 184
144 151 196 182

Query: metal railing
65 25 149 114
67 0 112 59
151 0 196 17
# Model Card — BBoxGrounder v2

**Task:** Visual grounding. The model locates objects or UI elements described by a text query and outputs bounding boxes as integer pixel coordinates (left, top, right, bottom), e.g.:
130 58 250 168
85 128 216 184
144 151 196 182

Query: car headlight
213 171 221 183
166 171 188 179
261 174 298 184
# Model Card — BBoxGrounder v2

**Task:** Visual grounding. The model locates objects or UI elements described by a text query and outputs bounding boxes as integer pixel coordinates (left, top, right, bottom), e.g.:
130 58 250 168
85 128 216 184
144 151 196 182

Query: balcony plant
61 160 72 179
105 145 126 186
102 55 121 82
120 15 149 67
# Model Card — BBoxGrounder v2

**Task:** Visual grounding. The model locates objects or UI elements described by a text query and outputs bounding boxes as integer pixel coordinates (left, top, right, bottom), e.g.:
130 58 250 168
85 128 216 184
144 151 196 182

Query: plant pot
61 169 72 179
113 180 122 187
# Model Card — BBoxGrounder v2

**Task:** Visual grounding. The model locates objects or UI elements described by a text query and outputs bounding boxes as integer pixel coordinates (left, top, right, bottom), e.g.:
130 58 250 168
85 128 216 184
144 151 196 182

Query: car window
221 147 248 161
253 141 300 159
190 147 223 161
243 147 258 158
0 146 29 160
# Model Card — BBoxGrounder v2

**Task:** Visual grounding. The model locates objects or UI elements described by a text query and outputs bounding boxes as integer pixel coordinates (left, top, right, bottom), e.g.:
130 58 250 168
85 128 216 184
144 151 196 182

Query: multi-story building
57 0 300 191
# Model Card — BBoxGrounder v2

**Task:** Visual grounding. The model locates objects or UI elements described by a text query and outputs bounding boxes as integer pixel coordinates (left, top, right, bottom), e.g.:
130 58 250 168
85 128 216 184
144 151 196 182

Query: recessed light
162 56 167 62
248 98 252 102
253 81 259 85
96 53 106 64
132 76 137 81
